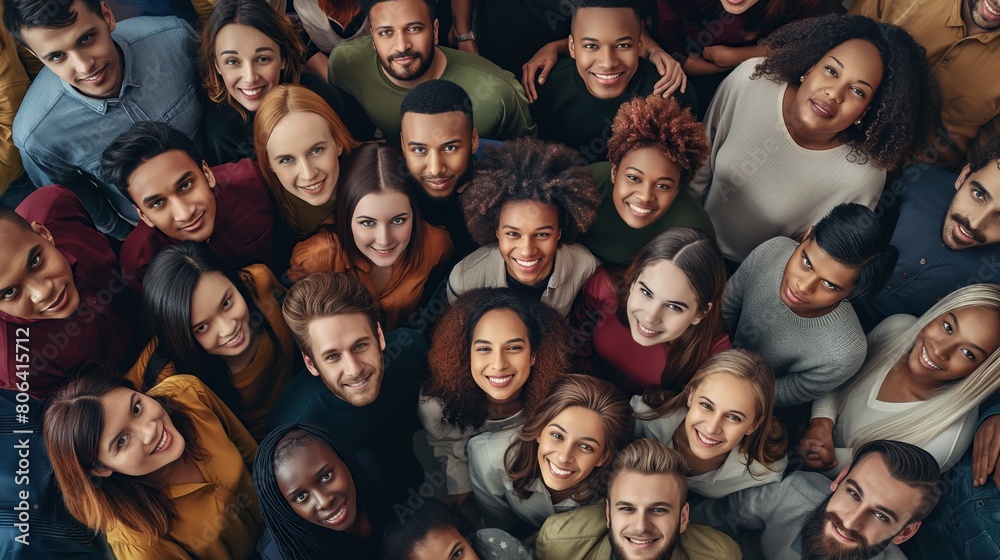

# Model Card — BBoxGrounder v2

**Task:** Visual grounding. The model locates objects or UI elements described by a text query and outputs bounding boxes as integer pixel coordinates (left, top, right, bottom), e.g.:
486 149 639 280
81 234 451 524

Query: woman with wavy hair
801 284 1000 476
253 423 388 559
468 374 633 531
286 142 452 331
199 0 352 163
44 371 261 559
448 137 601 317
634 348 787 497
420 288 569 506
254 84 359 236
129 242 292 441
571 228 729 393
690 13 934 264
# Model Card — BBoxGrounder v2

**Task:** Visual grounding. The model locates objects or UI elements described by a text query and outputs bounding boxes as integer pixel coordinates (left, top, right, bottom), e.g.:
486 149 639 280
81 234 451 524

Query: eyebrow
829 56 874 90
108 392 139 453
846 479 899 523
551 423 601 446
614 500 673 509
581 35 634 42
141 170 196 205
624 166 676 182
970 181 994 202
321 336 370 356
473 337 525 345
0 245 42 294
220 46 275 56
801 249 845 291
502 224 554 231
947 312 988 356
638 281 689 309
42 26 98 59
375 20 424 31
355 212 410 221
700 396 747 418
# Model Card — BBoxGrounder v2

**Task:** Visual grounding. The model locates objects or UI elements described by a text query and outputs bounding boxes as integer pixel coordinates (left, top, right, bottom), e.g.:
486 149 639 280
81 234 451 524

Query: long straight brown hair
43 372 204 544
612 228 728 391
504 375 633 503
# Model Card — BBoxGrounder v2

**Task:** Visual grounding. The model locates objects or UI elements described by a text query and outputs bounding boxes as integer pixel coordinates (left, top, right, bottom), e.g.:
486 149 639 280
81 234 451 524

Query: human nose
314 489 334 512
342 352 363 377
175 199 197 224
375 224 391 246
703 413 723 435
599 46 614 69
427 150 443 176
839 507 865 533
635 183 654 203
297 158 318 181
70 51 94 76
241 62 257 84
394 33 410 54
797 273 820 295
967 209 989 232
27 279 54 305
491 350 508 371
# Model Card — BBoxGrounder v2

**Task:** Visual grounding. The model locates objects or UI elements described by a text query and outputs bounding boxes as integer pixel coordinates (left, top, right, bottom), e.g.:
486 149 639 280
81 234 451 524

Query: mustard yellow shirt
106 375 262 559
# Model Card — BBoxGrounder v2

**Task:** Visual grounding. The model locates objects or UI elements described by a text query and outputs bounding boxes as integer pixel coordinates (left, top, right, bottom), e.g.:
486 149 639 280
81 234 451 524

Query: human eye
443 145 458 153
325 353 341 362
583 43 598 50
639 286 653 298
579 442 594 452
700 402 712 411
655 183 672 191
535 232 550 239
626 174 640 183
506 344 523 352
29 254 41 269
48 52 66 63
222 297 232 310
293 491 308 503
1 287 17 300
651 507 668 513
117 434 128 449
726 413 742 422
801 256 813 269
354 342 369 352
224 57 240 66
505 231 520 238
407 25 423 33
193 323 208 334
550 431 564 441
474 344 491 353
943 320 953 335
617 41 633 49
972 187 986 201
79 33 95 46
851 86 866 98
411 146 427 155
150 198 165 209
618 506 636 512
450 547 464 559
278 156 294 165
320 469 334 482
256 55 271 63
179 180 194 192
360 219 376 227
310 147 325 156
824 65 838 77
132 401 141 417
391 216 407 225
666 303 682 312
378 29 392 37
848 489 860 501
873 511 889 523
821 280 838 290
961 348 976 360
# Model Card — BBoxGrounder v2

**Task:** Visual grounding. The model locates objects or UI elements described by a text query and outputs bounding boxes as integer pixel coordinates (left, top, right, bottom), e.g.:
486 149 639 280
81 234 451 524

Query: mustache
952 213 987 244
388 50 422 62
824 511 867 547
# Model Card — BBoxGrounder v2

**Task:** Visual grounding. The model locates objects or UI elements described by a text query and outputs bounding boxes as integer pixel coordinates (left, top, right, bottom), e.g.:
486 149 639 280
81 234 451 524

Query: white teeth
548 460 572 476
240 87 263 96
627 203 652 215
345 374 369 388
986 0 1000 17
513 258 540 268
921 346 942 371
372 246 395 254
627 537 655 545
153 430 167 453
637 322 661 336
696 430 721 445
487 375 514 387
593 72 624 79
300 181 323 192
327 502 346 523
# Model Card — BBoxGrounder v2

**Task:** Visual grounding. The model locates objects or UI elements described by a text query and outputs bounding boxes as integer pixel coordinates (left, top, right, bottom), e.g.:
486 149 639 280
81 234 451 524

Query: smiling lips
983 0 1000 20
624 534 659 548
547 459 575 479
810 99 835 118
79 65 107 84
298 179 326 194
694 429 722 447
151 428 170 454
785 283 806 306
920 344 943 371
323 501 348 526
486 374 515 388
44 287 70 314
512 257 541 270
239 86 266 100
635 321 663 338
222 325 245 348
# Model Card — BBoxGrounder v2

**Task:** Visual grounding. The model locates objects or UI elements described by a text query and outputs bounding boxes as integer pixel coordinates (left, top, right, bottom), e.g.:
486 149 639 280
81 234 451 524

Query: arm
306 52 330 82
0 29 30 193
974 389 1000 487
774 333 866 407
694 45 766 74
449 0 478 54
690 475 785 531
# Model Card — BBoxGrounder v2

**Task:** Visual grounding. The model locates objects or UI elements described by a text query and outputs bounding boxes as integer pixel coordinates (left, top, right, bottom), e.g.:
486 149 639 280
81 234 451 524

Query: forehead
572 7 640 37
127 149 202 194
498 200 559 227
473 308 529 338
692 373 756 413
618 147 683 178
795 238 858 283
98 387 138 437
0 220 42 262
190 272 237 314
274 436 344 486
964 160 1000 195
267 111 336 152
636 260 697 300
215 23 279 52
401 111 472 142
370 0 432 26
548 405 604 439
841 455 924 514
821 39 883 85
306 313 376 350
611 471 683 505
19 2 105 52
935 306 1000 349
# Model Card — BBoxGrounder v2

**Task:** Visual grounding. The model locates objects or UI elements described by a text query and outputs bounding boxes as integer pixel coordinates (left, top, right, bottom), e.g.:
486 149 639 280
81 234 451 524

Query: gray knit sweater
723 237 867 406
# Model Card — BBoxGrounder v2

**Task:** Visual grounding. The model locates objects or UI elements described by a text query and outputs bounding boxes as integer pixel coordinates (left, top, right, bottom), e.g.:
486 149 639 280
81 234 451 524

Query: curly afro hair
423 288 570 431
752 13 934 170
461 138 601 245
607 94 709 181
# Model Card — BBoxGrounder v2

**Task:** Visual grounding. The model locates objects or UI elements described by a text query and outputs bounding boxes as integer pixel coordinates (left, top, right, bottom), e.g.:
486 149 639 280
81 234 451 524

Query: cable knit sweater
689 58 885 262
723 237 867 406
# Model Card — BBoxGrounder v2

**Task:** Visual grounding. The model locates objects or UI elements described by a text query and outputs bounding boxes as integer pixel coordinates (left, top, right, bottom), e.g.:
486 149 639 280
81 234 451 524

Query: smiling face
370 0 438 85
942 162 1000 250
780 238 858 318
401 111 479 198
20 0 123 99
127 150 218 242
470 308 535 407
214 23 285 112
902 306 1000 384
612 147 683 229
568 6 642 99
965 0 1000 33
350 191 414 268
719 0 760 15
787 39 883 146
496 200 561 288
410 527 481 560
626 260 706 347
536 405 607 493
303 314 386 406
94 387 185 478
607 470 689 560
803 455 924 558
189 272 254 363
0 220 80 320
683 373 758 462
266 111 345 207
274 435 360 531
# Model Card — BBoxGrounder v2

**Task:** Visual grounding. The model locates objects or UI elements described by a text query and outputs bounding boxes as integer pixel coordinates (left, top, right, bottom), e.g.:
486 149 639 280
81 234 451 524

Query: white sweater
811 314 977 476
690 58 886 262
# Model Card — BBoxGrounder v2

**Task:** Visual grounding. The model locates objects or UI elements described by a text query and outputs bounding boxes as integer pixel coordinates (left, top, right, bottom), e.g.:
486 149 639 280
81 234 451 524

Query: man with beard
270 272 428 503
850 0 1000 169
535 439 740 560
693 440 940 560
854 137 1000 331
329 0 535 147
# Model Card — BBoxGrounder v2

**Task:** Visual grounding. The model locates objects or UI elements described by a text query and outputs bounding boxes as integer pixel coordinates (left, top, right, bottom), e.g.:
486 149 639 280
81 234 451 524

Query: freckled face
611 147 683 229
214 23 285 112
627 260 706 347
536 406 608 493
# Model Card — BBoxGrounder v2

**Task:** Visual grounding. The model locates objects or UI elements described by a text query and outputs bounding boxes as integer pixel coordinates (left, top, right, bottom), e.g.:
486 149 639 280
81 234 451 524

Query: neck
886 357 944 401
346 506 373 538
486 396 522 419
781 85 842 150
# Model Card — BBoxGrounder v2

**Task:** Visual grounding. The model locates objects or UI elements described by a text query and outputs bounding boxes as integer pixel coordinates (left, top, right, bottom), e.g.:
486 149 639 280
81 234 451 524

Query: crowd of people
1 0 999 558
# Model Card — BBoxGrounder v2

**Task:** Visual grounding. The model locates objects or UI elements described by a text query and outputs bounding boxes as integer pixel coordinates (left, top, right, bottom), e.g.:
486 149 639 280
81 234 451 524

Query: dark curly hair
752 13 933 169
461 138 600 245
607 95 708 182
423 288 570 431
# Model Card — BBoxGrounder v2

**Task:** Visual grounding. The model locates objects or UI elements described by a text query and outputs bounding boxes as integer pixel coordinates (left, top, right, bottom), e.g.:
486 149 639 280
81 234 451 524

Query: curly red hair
606 95 708 180
423 288 570 431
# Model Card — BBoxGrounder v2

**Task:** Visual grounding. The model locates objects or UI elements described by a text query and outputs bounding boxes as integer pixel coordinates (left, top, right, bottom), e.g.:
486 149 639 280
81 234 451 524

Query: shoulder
244 263 282 296
147 374 213 407
330 36 374 68
868 314 917 346
732 57 768 82
455 246 502 271
212 158 268 196
589 162 613 194
538 502 608 542
15 185 86 224
14 71 66 138
442 48 522 91
743 236 797 269
114 16 195 44
677 523 742 560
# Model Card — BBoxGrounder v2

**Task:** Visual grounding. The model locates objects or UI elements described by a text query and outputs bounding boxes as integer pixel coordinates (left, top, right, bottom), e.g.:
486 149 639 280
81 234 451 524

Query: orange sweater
288 220 453 330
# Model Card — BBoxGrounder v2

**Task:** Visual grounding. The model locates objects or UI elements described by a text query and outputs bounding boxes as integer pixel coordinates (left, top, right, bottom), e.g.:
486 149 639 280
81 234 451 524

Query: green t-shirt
329 39 536 144
581 161 716 265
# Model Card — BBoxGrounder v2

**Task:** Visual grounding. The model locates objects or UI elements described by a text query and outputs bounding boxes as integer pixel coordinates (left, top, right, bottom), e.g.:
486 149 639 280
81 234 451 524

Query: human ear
956 164 972 191
203 162 217 190
30 222 54 244
377 323 387 351
610 165 617 183
892 521 921 545
568 35 576 59
679 502 690 533
100 2 117 33
433 19 440 46
90 465 113 477
304 353 320 377
830 463 851 492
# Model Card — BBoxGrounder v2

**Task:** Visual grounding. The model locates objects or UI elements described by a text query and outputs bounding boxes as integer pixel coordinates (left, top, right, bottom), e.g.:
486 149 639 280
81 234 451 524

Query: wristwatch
454 31 477 42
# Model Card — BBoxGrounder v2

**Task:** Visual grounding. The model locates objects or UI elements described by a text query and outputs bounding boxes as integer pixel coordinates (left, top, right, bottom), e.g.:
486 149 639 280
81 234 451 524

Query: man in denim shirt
903 389 1000 560
3 0 201 239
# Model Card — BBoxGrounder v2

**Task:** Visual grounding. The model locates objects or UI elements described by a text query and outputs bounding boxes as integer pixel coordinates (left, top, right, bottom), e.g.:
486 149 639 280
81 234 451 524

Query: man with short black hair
694 440 941 560
330 0 535 146
4 0 202 238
